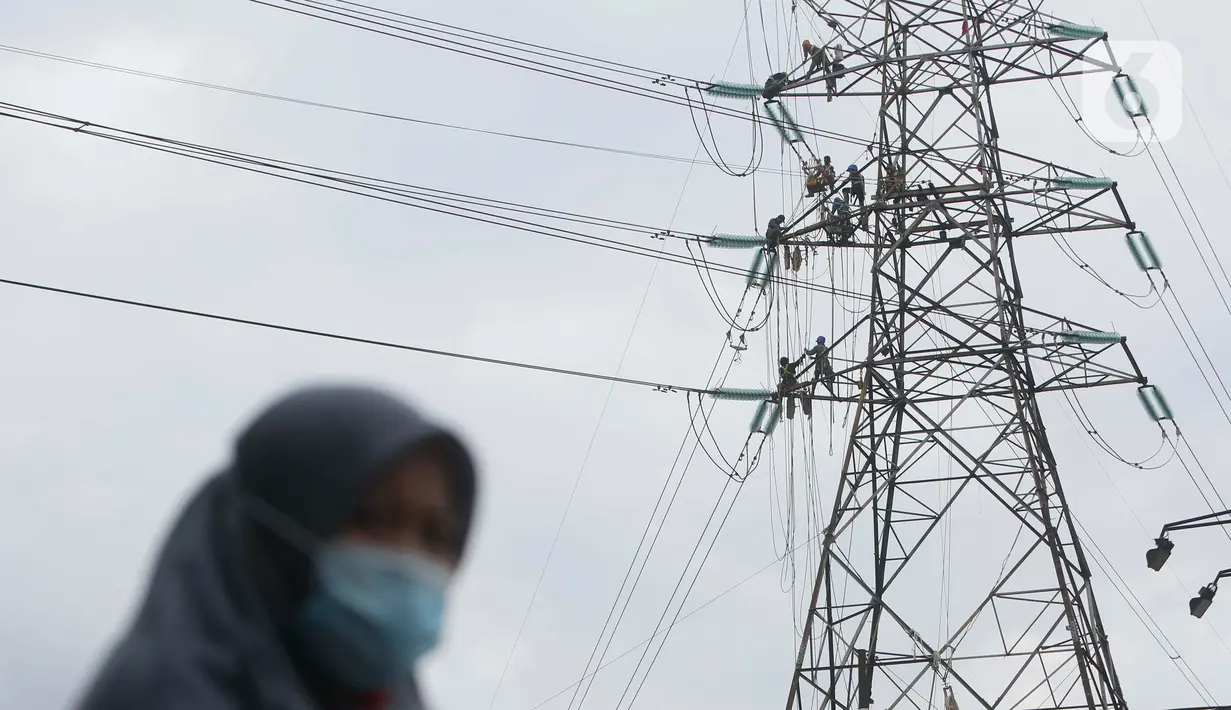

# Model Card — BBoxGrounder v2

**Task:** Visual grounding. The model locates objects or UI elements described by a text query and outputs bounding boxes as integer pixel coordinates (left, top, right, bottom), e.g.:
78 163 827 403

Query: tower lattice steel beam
785 4 1136 710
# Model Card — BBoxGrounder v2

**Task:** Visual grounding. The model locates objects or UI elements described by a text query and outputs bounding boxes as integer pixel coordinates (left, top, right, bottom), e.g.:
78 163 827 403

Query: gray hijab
73 384 478 710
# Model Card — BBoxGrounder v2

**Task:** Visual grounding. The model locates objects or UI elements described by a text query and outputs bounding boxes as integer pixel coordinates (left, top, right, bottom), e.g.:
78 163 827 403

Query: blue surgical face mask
295 541 453 691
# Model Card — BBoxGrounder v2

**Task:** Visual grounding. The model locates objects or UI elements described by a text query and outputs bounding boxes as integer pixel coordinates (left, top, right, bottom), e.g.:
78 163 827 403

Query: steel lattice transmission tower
775 3 1150 710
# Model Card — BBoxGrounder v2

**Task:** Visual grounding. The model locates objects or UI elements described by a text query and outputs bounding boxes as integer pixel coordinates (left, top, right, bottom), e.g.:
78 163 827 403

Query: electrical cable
565 92 767 700
308 0 680 80
485 138 706 710
1024 189 1159 307
1155 286 1231 427
1055 383 1173 471
1048 231 1161 307
250 0 728 115
685 85 766 178
0 43 798 178
523 525 826 710
687 392 743 478
618 474 747 710
1131 0 1231 292
0 99 878 303
1045 31 1231 498
1054 393 1231 660
0 99 706 238
1170 431 1231 546
1041 48 1146 158
487 23 782 698
1139 135 1231 323
249 0 875 149
1036 23 1231 697
567 348 743 710
1072 516 1217 704
567 203 774 710
0 273 718 395
685 241 775 332
1050 32 1231 471
567 192 770 710
1096 78 1231 516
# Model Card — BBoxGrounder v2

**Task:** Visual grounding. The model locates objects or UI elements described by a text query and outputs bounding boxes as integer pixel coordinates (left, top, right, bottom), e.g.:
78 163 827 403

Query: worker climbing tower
775 3 1150 710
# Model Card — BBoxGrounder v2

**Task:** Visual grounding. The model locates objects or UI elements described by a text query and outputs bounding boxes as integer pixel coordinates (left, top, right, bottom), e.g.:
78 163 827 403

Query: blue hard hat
817 335 826 344
847 164 858 171
832 196 843 204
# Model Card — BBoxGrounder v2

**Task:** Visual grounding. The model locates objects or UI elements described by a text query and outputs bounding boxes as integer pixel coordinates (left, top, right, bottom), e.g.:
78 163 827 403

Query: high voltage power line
0 274 716 395
1014 28 1231 525
0 100 876 303
485 13 775 707
0 43 800 177
247 0 872 148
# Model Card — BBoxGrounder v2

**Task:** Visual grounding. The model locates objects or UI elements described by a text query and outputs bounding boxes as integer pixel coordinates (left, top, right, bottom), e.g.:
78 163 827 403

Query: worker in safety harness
828 196 854 243
884 161 907 202
778 356 812 419
762 72 790 100
826 43 846 100
765 214 786 250
820 156 837 191
765 214 791 264
845 164 866 206
805 335 835 387
806 156 837 198
801 39 829 80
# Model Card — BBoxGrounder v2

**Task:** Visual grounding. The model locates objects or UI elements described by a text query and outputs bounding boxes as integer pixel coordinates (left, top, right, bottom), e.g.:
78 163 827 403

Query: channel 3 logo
1079 41 1183 144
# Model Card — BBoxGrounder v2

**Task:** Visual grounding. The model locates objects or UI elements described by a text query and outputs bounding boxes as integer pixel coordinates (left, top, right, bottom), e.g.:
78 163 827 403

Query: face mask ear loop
236 489 323 558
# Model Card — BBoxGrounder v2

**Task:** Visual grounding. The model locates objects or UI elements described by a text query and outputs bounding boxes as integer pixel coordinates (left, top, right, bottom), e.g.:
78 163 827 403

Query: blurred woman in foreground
75 384 480 710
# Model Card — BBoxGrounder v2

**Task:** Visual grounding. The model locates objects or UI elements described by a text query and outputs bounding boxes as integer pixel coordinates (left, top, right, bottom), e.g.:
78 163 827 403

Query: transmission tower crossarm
1161 510 1231 534
782 31 1117 100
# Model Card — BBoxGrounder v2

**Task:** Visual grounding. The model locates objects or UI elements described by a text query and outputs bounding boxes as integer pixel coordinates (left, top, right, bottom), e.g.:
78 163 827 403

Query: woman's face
335 448 462 570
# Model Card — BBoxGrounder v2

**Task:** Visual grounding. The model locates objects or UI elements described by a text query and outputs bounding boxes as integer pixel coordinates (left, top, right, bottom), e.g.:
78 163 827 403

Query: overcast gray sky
0 1 1228 709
